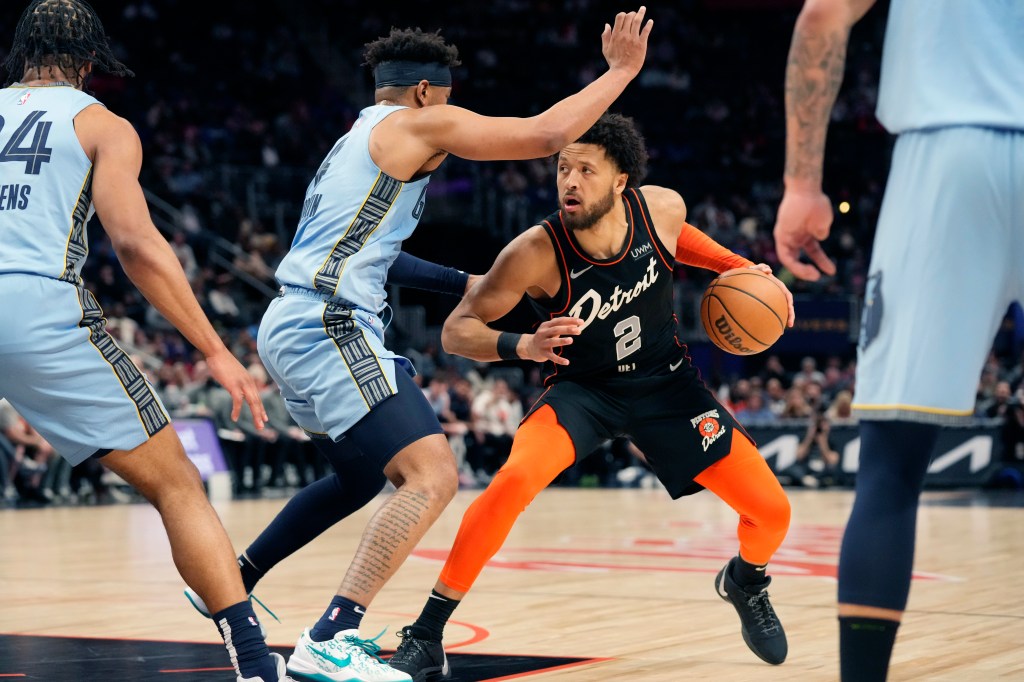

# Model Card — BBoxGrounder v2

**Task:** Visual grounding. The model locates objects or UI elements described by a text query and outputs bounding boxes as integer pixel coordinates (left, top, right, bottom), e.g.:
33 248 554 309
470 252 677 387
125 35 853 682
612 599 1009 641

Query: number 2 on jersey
0 111 54 175
614 315 642 361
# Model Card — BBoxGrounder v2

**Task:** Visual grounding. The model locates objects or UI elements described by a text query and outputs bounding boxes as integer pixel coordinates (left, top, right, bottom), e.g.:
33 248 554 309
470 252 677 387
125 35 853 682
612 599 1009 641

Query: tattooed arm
773 0 877 281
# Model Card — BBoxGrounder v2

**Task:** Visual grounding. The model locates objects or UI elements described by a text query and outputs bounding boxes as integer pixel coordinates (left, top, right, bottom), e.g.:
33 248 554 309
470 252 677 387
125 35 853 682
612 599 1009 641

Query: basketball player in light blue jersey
773 1 1024 679
0 2 290 681
231 10 654 682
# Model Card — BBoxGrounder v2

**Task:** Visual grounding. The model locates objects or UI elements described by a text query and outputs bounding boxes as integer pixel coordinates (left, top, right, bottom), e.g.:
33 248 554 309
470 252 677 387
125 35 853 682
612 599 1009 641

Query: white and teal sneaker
286 628 412 682
184 587 279 638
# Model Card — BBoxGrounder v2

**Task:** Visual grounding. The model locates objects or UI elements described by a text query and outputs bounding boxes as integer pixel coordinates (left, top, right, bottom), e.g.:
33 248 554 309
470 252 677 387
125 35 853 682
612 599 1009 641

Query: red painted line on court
483 657 612 680
0 674 28 677
443 618 490 650
372 612 491 650
160 667 232 674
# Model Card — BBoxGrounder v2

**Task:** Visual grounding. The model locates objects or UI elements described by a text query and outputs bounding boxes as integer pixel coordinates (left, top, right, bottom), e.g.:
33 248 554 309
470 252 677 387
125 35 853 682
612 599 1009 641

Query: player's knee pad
488 462 546 511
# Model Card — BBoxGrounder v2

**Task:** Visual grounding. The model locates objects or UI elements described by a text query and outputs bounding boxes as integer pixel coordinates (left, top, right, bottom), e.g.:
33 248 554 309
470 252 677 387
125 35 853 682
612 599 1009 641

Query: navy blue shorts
315 367 443 471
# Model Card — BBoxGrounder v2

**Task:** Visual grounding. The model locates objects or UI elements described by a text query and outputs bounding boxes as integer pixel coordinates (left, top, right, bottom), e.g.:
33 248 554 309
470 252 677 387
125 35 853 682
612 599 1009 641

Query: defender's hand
206 349 268 429
520 317 584 365
601 6 653 78
773 186 836 282
748 263 796 328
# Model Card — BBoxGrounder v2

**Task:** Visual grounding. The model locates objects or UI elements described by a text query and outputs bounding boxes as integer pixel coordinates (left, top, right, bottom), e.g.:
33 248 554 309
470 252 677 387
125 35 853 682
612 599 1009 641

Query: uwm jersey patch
529 188 692 385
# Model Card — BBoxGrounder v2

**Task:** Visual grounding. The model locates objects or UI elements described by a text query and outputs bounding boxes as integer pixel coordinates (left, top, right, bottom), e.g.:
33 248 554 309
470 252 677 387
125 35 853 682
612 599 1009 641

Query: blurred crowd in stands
2 0 1023 506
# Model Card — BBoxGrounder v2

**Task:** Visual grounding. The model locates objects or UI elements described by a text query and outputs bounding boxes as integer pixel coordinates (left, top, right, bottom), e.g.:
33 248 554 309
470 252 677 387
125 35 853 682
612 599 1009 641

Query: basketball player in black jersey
389 114 796 679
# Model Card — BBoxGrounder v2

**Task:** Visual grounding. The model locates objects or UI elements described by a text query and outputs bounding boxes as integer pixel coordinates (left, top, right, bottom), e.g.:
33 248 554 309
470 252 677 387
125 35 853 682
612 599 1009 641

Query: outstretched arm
388 252 472 296
442 228 582 364
404 7 652 161
773 0 876 281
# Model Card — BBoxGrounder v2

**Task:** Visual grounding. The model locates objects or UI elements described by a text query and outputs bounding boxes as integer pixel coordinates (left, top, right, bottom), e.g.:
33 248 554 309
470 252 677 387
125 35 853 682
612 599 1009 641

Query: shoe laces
745 588 781 635
250 594 280 623
339 626 389 665
390 628 434 666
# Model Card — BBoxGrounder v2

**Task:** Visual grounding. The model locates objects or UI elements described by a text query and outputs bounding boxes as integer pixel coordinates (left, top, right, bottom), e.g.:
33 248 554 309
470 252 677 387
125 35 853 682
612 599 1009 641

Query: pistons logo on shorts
691 409 727 452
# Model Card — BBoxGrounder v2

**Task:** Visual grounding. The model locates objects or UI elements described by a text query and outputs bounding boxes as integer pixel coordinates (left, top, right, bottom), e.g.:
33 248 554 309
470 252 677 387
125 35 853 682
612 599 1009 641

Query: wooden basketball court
1 487 1021 680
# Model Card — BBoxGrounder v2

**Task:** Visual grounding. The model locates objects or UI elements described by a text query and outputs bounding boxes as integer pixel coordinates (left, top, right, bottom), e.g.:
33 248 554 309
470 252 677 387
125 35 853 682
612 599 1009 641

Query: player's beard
563 190 616 232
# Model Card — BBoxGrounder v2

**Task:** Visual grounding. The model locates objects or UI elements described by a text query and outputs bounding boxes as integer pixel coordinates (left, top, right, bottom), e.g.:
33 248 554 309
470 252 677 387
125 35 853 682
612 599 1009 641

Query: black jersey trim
541 219 572 315
630 188 675 270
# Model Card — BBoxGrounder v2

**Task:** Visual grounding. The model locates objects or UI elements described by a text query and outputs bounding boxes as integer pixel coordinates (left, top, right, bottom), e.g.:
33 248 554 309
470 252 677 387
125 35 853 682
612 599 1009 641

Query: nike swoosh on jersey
669 358 684 372
569 265 594 279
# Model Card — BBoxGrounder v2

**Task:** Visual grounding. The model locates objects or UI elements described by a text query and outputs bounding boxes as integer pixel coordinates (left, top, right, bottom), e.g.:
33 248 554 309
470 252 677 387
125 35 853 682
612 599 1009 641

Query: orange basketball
700 268 787 355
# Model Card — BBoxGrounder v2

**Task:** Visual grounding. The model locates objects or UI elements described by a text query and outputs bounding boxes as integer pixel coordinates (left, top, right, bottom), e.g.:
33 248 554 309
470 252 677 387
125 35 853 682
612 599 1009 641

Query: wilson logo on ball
714 315 753 354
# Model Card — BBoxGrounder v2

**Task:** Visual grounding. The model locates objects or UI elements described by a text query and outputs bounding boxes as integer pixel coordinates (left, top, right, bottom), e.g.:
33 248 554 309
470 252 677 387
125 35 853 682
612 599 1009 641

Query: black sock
309 595 366 642
238 553 264 594
839 616 899 681
411 590 461 641
730 555 768 587
212 601 275 681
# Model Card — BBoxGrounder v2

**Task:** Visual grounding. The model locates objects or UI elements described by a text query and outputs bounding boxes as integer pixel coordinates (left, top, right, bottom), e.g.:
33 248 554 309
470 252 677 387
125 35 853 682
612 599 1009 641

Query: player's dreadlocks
363 27 461 70
577 113 649 188
3 0 133 87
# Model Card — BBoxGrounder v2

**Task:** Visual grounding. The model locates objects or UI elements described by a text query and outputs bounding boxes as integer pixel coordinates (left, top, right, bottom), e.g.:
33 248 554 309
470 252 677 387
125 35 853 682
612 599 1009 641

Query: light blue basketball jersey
877 0 1024 134
0 84 101 284
274 104 431 314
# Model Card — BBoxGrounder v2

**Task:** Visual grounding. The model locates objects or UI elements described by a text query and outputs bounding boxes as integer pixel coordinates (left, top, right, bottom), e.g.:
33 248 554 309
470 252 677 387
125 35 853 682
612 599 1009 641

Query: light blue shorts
854 127 1024 424
0 274 170 464
257 286 416 441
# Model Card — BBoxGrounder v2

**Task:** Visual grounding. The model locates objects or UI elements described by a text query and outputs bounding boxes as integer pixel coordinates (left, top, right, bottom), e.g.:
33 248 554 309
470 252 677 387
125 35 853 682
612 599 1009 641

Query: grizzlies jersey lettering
529 188 692 385
0 85 100 284
877 0 1024 133
274 104 431 313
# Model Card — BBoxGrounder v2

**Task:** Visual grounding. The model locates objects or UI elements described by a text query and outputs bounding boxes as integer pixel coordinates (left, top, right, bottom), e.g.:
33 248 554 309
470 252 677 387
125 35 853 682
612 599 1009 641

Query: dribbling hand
521 317 584 365
748 263 796 328
206 349 269 429
602 6 654 78
773 185 836 282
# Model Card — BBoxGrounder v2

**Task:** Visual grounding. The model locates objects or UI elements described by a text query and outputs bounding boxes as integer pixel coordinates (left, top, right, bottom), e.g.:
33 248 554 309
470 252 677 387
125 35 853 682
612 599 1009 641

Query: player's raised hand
521 317 585 365
773 184 836 282
748 263 796 328
601 6 653 78
206 349 269 429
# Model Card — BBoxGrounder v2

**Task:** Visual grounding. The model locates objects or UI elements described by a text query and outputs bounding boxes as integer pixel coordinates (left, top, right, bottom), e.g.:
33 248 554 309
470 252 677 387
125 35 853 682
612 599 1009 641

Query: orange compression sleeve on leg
694 431 791 565
675 222 755 273
439 405 576 593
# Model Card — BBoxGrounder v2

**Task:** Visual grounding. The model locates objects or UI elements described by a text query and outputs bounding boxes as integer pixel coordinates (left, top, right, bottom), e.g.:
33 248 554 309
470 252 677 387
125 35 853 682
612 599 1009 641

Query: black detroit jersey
528 188 694 385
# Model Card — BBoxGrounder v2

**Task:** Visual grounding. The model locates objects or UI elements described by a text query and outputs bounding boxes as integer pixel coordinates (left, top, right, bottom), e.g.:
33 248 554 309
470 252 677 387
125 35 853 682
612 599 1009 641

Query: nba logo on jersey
17 92 30 106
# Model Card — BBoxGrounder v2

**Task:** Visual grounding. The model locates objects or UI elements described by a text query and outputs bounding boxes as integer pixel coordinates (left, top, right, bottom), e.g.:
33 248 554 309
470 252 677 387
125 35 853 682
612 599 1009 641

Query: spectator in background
781 387 813 419
468 378 523 481
980 380 1013 418
794 356 826 386
781 410 843 489
0 399 55 504
170 231 199 282
826 390 857 425
735 391 776 424
765 378 788 417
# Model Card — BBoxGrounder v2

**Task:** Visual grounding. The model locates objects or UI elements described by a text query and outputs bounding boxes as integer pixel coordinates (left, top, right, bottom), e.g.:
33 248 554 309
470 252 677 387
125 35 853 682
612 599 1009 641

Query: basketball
701 268 787 355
